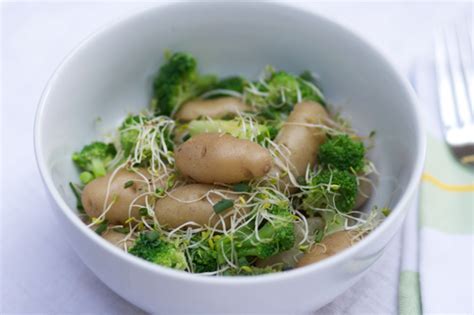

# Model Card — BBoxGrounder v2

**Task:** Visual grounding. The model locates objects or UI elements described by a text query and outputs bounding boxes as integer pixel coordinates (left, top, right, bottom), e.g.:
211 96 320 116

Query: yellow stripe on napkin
422 172 474 192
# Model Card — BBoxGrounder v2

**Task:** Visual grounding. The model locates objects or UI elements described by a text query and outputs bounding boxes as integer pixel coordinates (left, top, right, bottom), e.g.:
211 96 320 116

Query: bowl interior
38 2 420 253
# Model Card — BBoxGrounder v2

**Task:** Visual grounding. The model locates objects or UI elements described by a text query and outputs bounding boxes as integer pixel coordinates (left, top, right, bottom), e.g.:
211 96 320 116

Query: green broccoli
118 114 174 164
72 141 116 181
244 72 296 113
245 69 326 117
129 231 187 270
254 105 287 135
299 70 317 83
266 71 301 109
204 76 247 99
119 115 149 157
223 265 283 276
190 247 217 273
152 52 217 116
298 76 325 104
318 135 366 172
267 71 325 108
216 205 295 264
304 169 358 213
188 238 218 273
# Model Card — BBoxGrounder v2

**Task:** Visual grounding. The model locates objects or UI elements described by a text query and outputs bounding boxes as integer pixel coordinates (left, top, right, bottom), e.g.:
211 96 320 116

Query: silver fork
434 20 474 164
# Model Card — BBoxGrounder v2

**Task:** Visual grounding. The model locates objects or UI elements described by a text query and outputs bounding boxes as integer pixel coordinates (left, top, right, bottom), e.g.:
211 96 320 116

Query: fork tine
455 20 474 119
445 26 472 125
434 30 458 129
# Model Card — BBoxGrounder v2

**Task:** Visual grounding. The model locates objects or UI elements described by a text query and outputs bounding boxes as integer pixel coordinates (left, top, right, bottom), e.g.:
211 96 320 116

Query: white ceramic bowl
35 2 425 313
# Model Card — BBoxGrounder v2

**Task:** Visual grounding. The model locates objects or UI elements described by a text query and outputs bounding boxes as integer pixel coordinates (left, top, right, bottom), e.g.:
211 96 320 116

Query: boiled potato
154 184 238 228
82 168 161 224
355 179 372 209
175 133 272 184
175 97 251 121
102 229 133 249
296 231 355 267
272 101 328 188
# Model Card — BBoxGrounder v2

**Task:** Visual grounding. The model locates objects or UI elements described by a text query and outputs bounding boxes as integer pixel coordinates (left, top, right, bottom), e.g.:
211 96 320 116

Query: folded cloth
399 64 474 315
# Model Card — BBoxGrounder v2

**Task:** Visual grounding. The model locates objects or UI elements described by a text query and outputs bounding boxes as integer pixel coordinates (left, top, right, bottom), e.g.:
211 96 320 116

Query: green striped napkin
399 134 474 314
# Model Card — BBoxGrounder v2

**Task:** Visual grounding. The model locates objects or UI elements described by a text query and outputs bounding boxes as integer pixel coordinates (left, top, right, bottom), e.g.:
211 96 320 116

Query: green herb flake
124 180 134 189
296 176 306 186
232 183 251 193
314 229 324 243
166 174 176 189
95 220 108 235
145 230 160 241
382 207 391 217
155 187 165 197
213 199 234 214
113 227 130 234
182 133 191 142
139 208 148 217
69 182 84 213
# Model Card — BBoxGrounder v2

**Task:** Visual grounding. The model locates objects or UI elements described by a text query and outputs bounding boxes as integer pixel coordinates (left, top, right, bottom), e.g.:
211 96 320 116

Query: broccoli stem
90 158 107 178
79 171 94 184
237 223 276 257
187 120 268 140
216 218 293 265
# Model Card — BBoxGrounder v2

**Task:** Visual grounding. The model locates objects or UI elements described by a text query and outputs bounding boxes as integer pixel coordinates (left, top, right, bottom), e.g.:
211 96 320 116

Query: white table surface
1 2 470 314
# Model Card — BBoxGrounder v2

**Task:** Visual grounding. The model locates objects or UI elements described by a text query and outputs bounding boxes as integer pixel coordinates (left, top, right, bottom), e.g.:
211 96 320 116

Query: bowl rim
34 1 426 285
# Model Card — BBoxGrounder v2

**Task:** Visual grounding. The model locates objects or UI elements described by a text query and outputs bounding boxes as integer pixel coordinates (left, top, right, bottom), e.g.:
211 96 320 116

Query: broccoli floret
118 114 174 163
216 205 295 264
191 248 217 273
267 71 325 109
245 69 326 117
186 232 219 273
297 77 325 104
205 76 247 99
299 70 316 83
186 119 270 142
304 169 358 213
318 135 365 172
266 71 300 109
119 115 149 157
152 52 217 116
223 265 283 276
189 245 218 273
72 141 116 180
298 71 326 104
79 172 94 185
244 81 271 108
254 106 287 136
129 231 187 270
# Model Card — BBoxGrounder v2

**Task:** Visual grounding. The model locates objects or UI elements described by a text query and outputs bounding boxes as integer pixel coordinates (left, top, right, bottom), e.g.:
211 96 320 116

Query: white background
1 1 471 314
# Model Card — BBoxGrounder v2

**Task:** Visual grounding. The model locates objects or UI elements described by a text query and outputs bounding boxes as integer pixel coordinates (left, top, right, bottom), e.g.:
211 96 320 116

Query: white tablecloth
1 2 470 314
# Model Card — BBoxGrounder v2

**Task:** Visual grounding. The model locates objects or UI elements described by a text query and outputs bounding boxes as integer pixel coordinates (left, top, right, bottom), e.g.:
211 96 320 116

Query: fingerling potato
175 97 251 121
273 101 329 188
355 178 372 209
175 133 272 184
296 230 355 267
82 168 160 224
154 184 239 228
102 229 134 249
